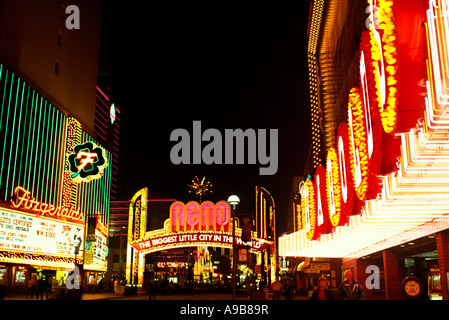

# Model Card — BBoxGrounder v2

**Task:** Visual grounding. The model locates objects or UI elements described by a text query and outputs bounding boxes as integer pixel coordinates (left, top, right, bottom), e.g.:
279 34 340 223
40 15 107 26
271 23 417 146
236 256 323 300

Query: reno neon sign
302 0 398 241
170 201 230 232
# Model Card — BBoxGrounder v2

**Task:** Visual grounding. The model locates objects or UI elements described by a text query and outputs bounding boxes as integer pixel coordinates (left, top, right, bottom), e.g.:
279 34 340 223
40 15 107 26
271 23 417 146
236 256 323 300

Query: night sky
97 1 312 234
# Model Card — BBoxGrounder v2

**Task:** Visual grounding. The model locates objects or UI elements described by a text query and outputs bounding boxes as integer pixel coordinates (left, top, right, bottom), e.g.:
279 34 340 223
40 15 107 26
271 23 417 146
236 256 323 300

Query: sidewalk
3 291 136 300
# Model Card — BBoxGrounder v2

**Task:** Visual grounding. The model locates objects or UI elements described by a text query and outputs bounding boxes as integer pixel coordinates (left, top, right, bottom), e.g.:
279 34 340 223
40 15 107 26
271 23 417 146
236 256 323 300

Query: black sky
98 1 312 234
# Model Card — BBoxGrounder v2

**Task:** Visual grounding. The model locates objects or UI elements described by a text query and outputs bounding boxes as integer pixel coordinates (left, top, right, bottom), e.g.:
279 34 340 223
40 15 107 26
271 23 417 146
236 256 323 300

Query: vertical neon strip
51 111 57 205
56 113 66 206
33 97 44 200
17 85 30 189
1 72 15 201
6 78 21 199
106 152 113 226
26 91 36 192
10 81 26 198
47 106 56 205
54 112 62 207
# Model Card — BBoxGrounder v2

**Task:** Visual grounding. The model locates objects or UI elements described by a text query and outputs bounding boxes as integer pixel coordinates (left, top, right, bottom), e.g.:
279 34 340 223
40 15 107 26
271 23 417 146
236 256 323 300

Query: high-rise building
0 0 114 294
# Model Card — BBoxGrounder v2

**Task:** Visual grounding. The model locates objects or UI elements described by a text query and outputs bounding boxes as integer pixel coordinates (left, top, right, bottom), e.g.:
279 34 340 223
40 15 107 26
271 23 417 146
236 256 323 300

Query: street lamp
227 195 240 300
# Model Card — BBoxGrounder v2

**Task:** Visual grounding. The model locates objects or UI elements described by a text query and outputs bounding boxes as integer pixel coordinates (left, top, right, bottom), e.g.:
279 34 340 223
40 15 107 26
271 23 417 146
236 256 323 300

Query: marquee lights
348 86 370 201
279 0 449 257
367 0 399 134
302 179 318 241
315 165 331 234
326 147 347 227
294 0 397 242
337 122 354 220
130 230 266 254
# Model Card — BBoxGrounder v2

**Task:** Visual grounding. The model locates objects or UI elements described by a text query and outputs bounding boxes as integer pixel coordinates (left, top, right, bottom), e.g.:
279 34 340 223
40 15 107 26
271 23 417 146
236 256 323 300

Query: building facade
280 0 449 300
0 0 115 295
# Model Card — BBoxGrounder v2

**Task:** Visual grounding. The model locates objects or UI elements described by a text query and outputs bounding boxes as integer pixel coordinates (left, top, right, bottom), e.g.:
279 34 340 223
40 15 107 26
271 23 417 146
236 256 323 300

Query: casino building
279 0 449 300
0 0 117 294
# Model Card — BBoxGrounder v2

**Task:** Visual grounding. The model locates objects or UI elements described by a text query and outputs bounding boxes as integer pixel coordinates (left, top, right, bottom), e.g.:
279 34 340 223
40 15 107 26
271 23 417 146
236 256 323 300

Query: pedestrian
338 270 366 300
0 273 7 300
271 277 283 300
46 277 53 300
148 278 156 300
310 276 333 300
37 275 46 300
297 279 303 296
29 276 37 298
283 279 293 300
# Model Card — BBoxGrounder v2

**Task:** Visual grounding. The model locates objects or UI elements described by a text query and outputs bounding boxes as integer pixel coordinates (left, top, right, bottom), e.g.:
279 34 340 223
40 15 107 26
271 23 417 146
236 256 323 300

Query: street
3 290 309 301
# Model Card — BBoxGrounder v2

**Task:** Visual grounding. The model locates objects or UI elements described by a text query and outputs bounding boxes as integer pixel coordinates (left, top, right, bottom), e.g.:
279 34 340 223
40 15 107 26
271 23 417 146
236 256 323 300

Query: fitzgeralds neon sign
170 201 230 232
11 186 84 223
301 0 398 241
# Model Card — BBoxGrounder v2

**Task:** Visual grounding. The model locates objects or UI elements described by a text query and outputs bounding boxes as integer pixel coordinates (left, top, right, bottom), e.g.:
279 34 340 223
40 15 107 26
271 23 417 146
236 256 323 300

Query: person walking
29 276 37 298
271 277 283 300
37 276 46 300
311 276 333 300
0 273 7 300
338 270 366 300
283 279 293 300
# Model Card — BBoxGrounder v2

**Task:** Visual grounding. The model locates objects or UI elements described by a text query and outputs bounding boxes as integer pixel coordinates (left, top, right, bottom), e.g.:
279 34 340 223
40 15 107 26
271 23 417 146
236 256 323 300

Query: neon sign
315 165 330 234
67 141 108 183
11 186 84 223
302 179 318 241
348 86 370 201
170 201 230 232
367 0 399 134
299 0 398 241
337 122 354 223
131 231 264 252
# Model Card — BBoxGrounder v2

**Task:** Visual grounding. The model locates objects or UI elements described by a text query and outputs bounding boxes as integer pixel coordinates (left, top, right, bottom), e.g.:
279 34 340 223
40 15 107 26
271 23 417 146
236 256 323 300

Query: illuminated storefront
0 64 113 292
280 0 449 300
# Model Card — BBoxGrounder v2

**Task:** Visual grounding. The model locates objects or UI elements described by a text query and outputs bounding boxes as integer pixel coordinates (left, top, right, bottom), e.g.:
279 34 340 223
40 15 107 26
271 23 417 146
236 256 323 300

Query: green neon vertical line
33 97 43 200
25 90 36 191
49 109 59 206
40 101 49 202
17 85 30 189
0 69 7 194
7 77 21 198
42 103 52 203
10 80 26 198
46 105 55 204
0 67 6 131
0 70 12 198
38 99 48 202
30 93 39 194
53 111 62 207
1 72 14 201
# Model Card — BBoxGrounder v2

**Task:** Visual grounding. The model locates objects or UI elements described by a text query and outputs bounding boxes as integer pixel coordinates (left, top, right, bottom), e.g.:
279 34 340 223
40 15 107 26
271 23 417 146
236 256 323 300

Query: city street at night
1 1 449 317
